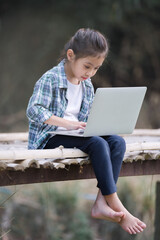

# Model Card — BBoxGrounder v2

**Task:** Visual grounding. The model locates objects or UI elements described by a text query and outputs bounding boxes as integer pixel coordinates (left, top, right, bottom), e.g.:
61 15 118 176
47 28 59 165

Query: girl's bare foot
91 202 124 222
119 212 146 235
105 192 146 234
91 190 124 223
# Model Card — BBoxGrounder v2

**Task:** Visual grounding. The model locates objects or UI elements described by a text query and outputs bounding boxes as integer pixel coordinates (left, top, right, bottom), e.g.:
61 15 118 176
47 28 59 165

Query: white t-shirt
57 80 83 130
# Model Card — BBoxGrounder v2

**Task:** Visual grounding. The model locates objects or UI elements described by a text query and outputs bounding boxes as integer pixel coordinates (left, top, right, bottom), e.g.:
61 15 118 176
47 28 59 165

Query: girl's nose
86 69 95 77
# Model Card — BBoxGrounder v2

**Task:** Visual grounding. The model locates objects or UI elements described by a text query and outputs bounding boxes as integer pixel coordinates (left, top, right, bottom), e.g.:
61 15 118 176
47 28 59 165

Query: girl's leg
45 135 117 195
45 135 146 234
88 135 146 234
91 135 125 221
102 135 126 183
101 135 146 234
44 135 123 222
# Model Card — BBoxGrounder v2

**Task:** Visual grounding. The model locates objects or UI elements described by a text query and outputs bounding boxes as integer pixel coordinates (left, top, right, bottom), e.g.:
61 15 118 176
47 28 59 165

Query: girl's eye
84 65 90 69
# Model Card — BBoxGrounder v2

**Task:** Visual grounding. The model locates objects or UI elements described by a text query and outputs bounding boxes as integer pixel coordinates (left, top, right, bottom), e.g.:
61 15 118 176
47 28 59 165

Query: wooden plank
132 129 160 136
0 160 160 187
154 181 160 240
120 160 160 176
0 132 28 142
0 148 88 161
0 142 159 161
0 164 95 186
0 129 159 142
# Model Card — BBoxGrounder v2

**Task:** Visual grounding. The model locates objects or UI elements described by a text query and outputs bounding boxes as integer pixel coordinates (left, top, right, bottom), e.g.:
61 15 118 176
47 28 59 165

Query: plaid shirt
26 60 94 149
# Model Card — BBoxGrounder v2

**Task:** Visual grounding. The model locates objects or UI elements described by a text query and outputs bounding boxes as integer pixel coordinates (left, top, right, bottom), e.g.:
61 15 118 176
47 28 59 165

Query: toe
141 222 146 228
127 227 133 235
138 221 146 229
130 227 137 235
133 225 141 233
136 224 144 232
112 214 121 223
115 211 124 218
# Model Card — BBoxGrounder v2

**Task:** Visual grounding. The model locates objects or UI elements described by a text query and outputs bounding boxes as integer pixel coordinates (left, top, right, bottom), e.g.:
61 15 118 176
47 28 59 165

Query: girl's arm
26 74 86 130
26 74 53 125
27 72 87 130
44 115 86 130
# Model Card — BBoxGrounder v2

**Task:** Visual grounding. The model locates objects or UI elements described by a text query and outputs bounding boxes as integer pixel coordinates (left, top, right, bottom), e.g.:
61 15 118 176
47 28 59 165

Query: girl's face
65 50 105 84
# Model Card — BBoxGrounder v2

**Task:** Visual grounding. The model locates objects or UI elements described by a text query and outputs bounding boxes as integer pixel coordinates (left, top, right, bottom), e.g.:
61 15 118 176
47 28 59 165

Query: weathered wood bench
0 129 160 187
1 129 160 240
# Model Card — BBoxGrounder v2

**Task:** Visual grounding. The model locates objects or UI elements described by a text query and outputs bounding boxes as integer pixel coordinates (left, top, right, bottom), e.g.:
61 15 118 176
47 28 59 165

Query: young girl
26 28 146 235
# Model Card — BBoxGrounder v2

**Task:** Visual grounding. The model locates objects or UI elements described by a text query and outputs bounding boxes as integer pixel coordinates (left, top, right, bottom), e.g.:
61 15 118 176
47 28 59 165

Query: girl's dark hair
60 28 109 60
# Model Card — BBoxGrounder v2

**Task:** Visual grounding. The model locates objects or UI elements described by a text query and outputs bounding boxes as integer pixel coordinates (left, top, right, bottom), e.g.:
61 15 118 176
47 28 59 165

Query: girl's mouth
82 77 87 80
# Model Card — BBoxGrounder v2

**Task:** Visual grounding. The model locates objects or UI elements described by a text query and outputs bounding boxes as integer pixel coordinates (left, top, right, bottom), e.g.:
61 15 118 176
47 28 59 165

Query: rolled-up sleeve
26 74 53 124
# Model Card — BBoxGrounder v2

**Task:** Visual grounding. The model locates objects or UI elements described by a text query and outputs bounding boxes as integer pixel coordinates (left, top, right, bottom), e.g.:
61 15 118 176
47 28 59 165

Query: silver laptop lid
84 87 147 136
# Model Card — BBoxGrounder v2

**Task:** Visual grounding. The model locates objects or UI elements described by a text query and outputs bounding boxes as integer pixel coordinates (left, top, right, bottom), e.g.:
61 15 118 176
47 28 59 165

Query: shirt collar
57 59 68 89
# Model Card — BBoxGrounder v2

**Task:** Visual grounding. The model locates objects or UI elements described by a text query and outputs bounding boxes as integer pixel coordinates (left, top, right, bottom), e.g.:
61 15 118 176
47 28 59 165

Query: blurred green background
0 0 160 132
0 177 158 240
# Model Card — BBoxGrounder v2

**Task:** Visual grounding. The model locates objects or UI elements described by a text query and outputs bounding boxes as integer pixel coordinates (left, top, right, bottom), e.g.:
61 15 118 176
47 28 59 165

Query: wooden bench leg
154 181 160 240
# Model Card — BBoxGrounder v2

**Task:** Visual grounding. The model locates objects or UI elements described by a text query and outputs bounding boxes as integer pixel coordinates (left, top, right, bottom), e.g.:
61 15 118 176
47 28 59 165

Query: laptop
48 87 147 137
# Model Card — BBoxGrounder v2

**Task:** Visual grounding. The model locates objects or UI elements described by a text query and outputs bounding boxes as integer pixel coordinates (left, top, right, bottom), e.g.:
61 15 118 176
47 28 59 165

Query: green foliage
70 212 93 240
0 184 93 240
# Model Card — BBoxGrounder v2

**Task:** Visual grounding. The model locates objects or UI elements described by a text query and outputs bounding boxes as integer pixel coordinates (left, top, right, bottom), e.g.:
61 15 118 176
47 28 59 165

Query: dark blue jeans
44 135 126 195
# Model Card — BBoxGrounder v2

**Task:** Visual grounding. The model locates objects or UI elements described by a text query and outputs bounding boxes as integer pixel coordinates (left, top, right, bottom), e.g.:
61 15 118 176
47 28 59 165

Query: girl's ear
66 49 75 61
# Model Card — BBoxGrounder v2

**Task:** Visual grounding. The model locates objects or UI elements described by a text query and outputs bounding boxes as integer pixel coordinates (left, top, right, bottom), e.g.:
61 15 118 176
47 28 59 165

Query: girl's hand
44 115 86 130
65 120 86 130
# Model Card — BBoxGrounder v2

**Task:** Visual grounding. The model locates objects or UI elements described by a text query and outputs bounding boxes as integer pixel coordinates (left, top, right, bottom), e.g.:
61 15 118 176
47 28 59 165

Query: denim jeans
44 135 126 195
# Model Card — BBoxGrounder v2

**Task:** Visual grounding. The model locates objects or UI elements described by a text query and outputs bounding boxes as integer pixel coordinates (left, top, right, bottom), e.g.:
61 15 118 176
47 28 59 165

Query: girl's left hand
44 114 86 130
65 120 86 130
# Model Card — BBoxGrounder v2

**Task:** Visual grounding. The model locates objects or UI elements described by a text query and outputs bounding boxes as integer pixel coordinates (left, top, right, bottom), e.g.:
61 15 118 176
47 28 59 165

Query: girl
26 28 146 235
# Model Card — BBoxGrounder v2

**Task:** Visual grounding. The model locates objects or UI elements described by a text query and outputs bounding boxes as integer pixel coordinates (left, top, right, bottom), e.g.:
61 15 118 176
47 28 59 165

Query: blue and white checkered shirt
26 60 94 149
